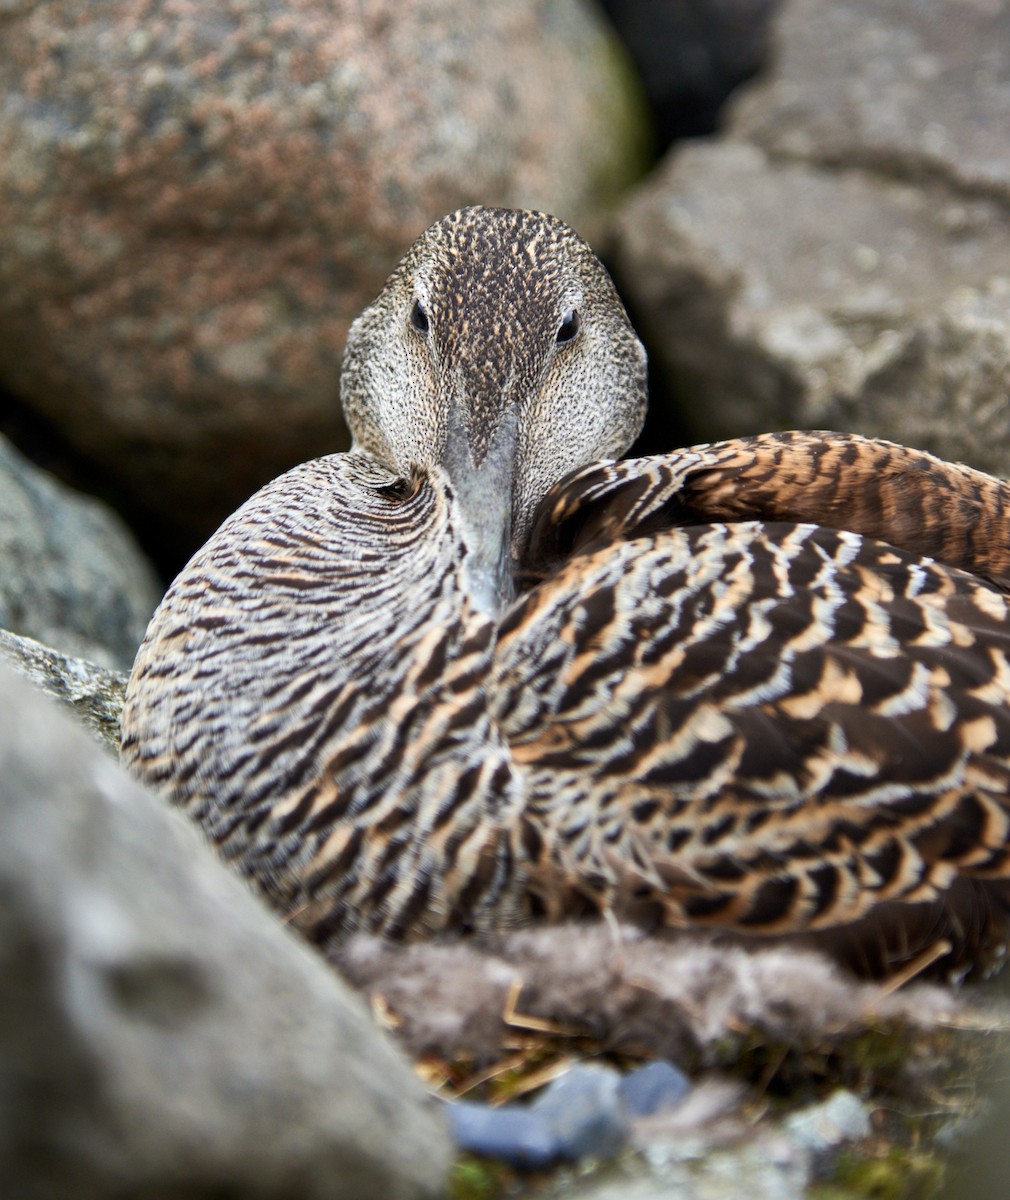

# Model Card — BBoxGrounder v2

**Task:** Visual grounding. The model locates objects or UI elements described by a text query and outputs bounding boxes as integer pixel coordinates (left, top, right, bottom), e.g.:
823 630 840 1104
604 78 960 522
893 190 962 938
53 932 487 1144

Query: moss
813 1144 946 1200
589 27 654 196
448 1154 510 1200
702 1014 1005 1117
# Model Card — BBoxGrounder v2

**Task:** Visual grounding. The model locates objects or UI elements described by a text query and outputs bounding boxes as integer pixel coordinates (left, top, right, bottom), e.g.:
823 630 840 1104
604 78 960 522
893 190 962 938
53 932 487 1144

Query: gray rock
445 1063 631 1167
0 434 160 669
0 661 449 1200
538 1134 810 1200
445 1101 561 1169
732 0 1010 200
0 0 647 552
619 1060 692 1118
782 1089 872 1154
0 627 126 757
614 0 1010 472
532 1063 630 1161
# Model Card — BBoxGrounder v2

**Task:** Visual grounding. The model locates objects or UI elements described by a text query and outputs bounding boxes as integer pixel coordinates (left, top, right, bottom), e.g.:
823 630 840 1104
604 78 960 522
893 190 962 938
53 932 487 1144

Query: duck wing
529 430 1010 589
505 433 1010 976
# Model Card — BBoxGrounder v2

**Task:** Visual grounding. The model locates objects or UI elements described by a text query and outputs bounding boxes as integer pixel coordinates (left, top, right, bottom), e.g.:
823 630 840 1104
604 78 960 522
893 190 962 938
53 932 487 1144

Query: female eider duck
121 206 1010 980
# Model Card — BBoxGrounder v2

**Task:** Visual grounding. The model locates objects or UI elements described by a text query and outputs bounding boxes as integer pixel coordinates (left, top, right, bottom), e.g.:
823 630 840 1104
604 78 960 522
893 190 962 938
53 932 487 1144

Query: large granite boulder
0 0 647 556
0 661 449 1199
0 434 160 669
614 0 1010 473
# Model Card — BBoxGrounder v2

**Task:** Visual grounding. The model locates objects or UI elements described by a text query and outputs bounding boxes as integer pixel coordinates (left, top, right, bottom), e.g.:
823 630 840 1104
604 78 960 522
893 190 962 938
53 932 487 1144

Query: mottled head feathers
340 207 648 569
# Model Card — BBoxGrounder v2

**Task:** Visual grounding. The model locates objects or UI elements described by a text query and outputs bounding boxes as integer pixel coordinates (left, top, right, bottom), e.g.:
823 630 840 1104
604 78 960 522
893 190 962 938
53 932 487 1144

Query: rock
531 1063 630 1161
614 0 1010 473
554 1132 811 1200
0 0 647 558
445 1102 561 1169
598 0 779 145
835 280 1010 476
445 1063 630 1168
731 0 1010 198
0 661 449 1200
0 434 159 669
0 627 126 757
619 1060 692 1118
782 1089 872 1154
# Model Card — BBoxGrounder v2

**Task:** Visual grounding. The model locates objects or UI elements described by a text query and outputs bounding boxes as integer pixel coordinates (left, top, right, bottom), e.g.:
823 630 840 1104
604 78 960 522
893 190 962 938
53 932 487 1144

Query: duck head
340 206 648 614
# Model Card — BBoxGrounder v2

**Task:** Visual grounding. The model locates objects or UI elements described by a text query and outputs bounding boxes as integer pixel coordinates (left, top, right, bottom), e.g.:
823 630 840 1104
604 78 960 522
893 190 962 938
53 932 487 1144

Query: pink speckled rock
0 0 646 552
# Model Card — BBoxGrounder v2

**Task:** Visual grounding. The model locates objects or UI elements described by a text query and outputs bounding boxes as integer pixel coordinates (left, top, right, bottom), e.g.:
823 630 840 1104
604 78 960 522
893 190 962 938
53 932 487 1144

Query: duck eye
409 299 430 335
556 309 580 344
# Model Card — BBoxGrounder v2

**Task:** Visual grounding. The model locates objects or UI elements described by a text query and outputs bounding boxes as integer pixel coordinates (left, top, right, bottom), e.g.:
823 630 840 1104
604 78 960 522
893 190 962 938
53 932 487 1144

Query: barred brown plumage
121 206 1010 979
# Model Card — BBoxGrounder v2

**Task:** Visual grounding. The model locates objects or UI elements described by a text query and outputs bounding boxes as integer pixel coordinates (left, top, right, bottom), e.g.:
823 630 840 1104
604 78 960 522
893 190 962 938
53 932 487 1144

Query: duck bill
441 403 517 616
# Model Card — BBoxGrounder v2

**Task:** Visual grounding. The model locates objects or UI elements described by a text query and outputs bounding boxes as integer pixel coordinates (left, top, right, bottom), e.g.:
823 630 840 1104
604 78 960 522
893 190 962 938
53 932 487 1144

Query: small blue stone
618 1060 692 1118
444 1100 560 1169
531 1063 629 1161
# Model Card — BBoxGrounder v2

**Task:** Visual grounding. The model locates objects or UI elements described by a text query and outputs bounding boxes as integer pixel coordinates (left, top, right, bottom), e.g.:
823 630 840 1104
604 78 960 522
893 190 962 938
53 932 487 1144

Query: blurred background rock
0 0 650 574
614 0 1010 472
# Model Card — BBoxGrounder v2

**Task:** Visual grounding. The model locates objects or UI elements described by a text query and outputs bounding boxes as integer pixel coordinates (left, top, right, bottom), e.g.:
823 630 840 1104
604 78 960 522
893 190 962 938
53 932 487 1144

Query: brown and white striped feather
122 452 525 942
122 432 1010 977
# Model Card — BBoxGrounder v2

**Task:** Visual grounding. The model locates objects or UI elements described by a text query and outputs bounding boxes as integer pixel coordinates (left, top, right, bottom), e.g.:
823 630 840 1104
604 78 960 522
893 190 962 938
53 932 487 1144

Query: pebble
618 1060 692 1117
782 1089 872 1153
445 1059 693 1167
531 1063 629 1160
444 1101 560 1169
